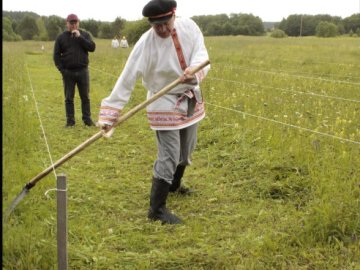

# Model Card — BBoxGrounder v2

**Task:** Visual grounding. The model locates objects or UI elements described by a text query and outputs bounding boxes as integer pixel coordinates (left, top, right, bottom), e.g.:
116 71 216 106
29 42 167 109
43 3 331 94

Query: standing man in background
54 14 96 127
97 0 210 224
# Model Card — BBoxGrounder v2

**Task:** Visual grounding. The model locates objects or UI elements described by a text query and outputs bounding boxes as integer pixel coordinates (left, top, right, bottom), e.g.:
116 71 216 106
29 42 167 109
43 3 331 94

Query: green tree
98 22 113 39
229 13 264 36
270 29 287 38
310 15 341 35
207 22 224 36
3 10 39 22
316 21 338 37
45 16 64 40
35 17 48 41
192 13 264 36
192 14 228 35
111 17 126 38
122 18 150 44
279 15 302 36
300 15 316 36
279 13 355 36
2 17 22 41
81 19 101 37
343 13 360 33
17 15 39 40
222 22 235 35
337 23 346 35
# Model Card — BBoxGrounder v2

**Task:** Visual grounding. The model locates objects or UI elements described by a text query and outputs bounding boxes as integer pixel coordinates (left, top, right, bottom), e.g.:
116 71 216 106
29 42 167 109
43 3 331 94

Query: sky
3 0 359 22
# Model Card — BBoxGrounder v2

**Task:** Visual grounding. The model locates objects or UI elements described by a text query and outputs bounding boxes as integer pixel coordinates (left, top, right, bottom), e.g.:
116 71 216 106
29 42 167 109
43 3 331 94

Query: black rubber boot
148 177 182 224
169 165 193 195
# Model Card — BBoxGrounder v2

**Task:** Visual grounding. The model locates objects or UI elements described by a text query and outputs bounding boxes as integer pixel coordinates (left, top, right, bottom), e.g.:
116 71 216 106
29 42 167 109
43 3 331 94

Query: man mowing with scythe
97 0 210 224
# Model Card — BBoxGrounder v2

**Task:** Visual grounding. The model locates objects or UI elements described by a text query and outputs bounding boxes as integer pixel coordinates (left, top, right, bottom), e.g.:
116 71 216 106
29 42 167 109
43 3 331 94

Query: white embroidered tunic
99 17 210 130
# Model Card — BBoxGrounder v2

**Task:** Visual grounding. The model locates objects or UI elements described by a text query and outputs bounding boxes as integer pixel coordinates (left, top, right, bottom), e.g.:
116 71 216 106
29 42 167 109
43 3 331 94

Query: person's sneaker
84 120 96 126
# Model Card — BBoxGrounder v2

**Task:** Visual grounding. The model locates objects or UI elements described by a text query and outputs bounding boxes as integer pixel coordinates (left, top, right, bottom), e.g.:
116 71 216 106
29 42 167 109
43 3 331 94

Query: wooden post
57 174 68 270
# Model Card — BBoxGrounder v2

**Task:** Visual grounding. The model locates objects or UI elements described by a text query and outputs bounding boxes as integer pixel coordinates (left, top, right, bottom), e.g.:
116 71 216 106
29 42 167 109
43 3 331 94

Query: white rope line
283 57 360 68
90 66 360 103
44 188 67 198
206 102 360 146
89 65 359 145
89 66 118 78
214 65 360 86
217 61 360 80
25 63 57 180
90 65 360 105
207 77 360 103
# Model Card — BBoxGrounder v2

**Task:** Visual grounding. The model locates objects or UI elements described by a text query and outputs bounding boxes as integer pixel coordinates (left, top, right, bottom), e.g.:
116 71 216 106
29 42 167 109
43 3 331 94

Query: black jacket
53 29 96 72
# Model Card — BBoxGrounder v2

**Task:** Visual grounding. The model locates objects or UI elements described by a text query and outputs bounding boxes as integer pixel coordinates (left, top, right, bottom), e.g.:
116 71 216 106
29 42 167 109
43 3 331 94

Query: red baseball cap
66 14 79 22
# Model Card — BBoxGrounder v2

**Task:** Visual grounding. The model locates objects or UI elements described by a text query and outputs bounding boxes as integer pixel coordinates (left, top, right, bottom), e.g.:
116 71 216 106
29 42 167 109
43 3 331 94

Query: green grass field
3 36 360 269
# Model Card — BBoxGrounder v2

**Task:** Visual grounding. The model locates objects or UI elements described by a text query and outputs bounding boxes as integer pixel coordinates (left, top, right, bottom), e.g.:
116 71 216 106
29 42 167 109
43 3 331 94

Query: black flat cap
142 0 177 24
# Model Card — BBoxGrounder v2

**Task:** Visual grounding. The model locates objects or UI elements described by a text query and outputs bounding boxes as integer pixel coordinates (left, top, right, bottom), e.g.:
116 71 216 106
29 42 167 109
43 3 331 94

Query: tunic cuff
98 106 121 126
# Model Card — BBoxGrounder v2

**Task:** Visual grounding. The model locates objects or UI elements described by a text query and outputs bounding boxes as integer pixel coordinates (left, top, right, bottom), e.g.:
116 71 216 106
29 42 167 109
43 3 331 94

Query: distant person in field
112 37 120 48
53 13 96 127
97 0 210 224
120 36 129 48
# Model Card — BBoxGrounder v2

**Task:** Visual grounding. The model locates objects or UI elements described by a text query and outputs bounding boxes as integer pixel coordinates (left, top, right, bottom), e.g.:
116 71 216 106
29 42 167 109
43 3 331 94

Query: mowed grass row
3 36 360 269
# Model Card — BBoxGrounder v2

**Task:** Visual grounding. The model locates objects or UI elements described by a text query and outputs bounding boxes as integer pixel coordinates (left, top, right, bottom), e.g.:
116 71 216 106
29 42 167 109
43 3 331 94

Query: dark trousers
62 68 92 124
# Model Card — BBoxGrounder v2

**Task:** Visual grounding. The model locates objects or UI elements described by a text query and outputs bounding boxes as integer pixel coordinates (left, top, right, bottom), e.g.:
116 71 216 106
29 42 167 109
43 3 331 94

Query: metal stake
57 174 67 270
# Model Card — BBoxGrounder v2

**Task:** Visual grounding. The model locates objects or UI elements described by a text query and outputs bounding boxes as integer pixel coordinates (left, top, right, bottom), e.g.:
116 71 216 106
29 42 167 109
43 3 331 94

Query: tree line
3 11 133 41
277 14 360 37
3 10 360 43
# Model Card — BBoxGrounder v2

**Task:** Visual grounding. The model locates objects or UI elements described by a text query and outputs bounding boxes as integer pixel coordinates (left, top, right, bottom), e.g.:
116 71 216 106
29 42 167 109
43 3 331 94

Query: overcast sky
3 0 359 22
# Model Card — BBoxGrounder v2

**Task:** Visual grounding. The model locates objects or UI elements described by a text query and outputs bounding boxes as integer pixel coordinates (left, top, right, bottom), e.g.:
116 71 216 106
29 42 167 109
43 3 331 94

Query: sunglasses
69 20 78 25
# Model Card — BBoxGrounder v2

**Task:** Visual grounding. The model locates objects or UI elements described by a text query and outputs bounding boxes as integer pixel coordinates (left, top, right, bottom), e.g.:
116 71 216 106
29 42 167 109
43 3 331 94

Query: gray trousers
153 123 198 184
